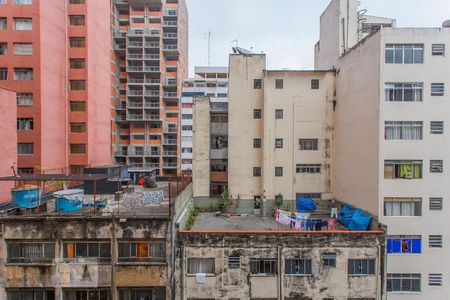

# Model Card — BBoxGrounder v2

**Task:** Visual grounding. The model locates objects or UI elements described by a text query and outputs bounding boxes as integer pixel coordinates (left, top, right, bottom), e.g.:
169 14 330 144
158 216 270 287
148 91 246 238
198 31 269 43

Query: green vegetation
218 187 230 212
275 193 284 208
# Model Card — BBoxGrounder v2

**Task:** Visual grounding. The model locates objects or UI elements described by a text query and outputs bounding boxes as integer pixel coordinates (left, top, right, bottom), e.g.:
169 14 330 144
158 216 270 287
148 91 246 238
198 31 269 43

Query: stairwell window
70 58 85 69
13 18 32 30
69 15 85 26
14 0 32 3
69 37 85 48
70 144 86 154
18 143 33 155
384 197 422 217
431 83 444 96
275 79 283 89
70 80 85 90
385 121 422 140
430 121 444 134
17 118 33 130
385 44 424 64
384 160 422 179
17 93 33 106
385 83 423 102
14 43 33 55
14 68 33 81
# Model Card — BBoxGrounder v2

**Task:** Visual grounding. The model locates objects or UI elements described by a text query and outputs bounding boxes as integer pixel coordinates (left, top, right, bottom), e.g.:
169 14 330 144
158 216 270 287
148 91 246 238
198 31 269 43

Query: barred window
275 79 283 89
69 37 85 48
70 101 86 111
7 242 55 263
253 138 261 149
70 122 86 133
63 241 111 262
69 58 85 69
430 160 443 173
228 256 240 268
311 79 320 89
69 15 85 26
296 164 321 174
118 241 166 262
250 259 277 275
253 109 262 119
17 93 33 106
18 143 33 155
285 259 312 275
348 259 375 276
70 80 86 90
70 144 86 154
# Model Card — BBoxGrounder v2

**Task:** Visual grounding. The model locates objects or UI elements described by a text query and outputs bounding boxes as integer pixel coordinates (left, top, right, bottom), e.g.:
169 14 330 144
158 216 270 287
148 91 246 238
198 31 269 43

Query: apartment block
0 87 16 202
111 0 188 180
0 0 112 176
181 66 228 172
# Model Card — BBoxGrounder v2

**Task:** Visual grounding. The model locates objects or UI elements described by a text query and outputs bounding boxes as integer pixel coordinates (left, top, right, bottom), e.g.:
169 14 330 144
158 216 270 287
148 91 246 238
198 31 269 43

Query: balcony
144 79 160 85
144 54 160 60
128 79 144 84
163 45 178 51
163 33 177 39
163 21 177 27
127 90 143 96
210 148 228 159
144 66 160 72
210 123 228 135
163 150 177 157
164 10 178 17
144 114 161 121
114 150 128 156
114 44 126 51
163 92 178 99
144 90 159 97
210 171 228 183
127 42 143 48
145 42 159 48
128 148 144 156
163 139 177 145
127 114 144 121
128 163 160 171
164 126 178 133
163 162 178 168
145 148 160 157
144 102 160 109
114 31 126 39
163 78 177 86
127 66 143 72
127 54 143 60
126 102 143 108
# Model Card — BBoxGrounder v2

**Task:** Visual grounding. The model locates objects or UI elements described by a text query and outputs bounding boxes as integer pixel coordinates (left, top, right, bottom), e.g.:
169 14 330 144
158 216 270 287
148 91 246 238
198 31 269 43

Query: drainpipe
64 0 69 172
111 218 117 300
376 244 382 300
180 244 184 300
278 245 283 300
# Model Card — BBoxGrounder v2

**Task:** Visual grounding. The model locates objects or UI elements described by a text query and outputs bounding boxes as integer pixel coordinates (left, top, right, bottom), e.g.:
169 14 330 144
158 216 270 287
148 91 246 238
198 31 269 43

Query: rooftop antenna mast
204 26 212 66
231 39 238 48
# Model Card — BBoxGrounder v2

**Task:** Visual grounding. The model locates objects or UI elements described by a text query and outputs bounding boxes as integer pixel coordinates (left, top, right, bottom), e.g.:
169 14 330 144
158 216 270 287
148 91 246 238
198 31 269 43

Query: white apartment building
316 0 450 298
181 67 228 172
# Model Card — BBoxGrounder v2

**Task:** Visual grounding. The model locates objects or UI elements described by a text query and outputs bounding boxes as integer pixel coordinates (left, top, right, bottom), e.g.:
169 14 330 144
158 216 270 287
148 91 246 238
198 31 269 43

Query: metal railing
163 21 177 26
144 91 159 97
163 162 178 167
127 90 143 96
163 139 177 145
127 54 143 59
127 42 143 47
127 66 143 72
163 45 178 51
163 151 177 156
144 54 160 60
145 79 160 85
163 92 178 98
145 42 159 48
144 66 160 72
163 33 177 39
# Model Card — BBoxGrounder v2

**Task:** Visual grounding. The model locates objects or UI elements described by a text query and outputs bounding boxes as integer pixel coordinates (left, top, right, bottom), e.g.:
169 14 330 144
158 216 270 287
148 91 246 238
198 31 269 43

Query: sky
186 0 450 76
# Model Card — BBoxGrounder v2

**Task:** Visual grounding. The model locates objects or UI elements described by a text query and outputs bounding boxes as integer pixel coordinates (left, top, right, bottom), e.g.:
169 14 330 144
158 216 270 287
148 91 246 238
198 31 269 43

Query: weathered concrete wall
176 232 385 300
192 96 211 197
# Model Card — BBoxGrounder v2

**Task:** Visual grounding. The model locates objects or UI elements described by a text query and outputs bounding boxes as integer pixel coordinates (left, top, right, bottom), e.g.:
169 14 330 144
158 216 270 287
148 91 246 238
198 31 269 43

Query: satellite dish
443 20 450 28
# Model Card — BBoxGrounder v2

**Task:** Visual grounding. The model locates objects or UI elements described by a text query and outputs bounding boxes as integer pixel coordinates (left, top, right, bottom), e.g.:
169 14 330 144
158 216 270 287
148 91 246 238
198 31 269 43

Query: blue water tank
11 187 40 208
53 189 84 212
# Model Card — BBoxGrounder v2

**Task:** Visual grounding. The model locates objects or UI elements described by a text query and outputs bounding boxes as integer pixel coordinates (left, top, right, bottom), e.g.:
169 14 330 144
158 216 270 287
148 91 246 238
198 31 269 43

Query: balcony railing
144 91 159 97
145 42 159 48
163 45 178 51
163 151 177 156
144 66 160 72
163 92 178 98
144 114 161 120
128 163 160 170
163 139 177 145
163 21 177 26
164 127 178 133
127 54 143 59
127 42 143 47
144 54 160 60
145 149 160 156
114 44 126 51
127 102 143 108
127 90 143 96
163 162 178 168
144 102 160 108
127 114 144 120
127 66 143 72
164 10 178 17
145 79 160 85
163 33 177 39
128 79 144 84
164 78 177 86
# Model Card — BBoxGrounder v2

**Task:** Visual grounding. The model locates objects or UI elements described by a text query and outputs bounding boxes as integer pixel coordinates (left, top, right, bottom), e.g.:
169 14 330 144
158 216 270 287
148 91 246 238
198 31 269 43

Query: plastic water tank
11 185 40 208
53 189 84 212
443 20 450 28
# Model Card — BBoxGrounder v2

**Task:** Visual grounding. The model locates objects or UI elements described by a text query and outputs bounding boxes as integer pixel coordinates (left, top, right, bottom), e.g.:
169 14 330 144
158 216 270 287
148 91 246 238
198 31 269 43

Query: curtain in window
65 243 74 258
14 19 32 30
188 258 214 273
137 242 149 257
22 243 41 259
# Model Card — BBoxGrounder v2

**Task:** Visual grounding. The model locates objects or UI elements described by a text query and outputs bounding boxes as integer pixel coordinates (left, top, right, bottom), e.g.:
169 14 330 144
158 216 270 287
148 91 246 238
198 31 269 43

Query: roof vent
443 20 450 28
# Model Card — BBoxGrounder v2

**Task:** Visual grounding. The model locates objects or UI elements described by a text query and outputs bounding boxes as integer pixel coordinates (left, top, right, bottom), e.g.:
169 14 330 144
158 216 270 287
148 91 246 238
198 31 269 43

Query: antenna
231 39 238 48
204 26 212 66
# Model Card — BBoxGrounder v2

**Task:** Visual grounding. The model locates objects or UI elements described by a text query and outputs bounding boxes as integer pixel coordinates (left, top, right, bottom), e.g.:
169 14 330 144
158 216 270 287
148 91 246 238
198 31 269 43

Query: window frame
254 79 262 89
285 258 312 275
299 139 318 151
275 138 283 149
275 79 283 89
275 166 283 177
253 109 262 119
296 164 321 174
118 241 166 263
187 257 215 274
383 197 422 217
430 160 443 173
62 241 111 263
347 258 376 276
385 44 424 64
250 258 278 275
7 241 55 264
387 273 421 293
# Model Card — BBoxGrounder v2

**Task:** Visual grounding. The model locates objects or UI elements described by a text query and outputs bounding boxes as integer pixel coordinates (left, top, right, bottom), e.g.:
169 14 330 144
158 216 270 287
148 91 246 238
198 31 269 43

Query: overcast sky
186 0 450 76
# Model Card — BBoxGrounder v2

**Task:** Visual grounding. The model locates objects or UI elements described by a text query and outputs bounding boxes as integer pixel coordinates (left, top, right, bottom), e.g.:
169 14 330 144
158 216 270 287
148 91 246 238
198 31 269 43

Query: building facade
181 66 228 172
111 0 188 180
0 88 16 202
0 0 112 176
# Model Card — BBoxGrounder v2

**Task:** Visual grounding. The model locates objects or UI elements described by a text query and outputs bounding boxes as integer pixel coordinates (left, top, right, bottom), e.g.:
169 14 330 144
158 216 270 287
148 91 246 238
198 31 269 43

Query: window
429 273 442 287
70 80 85 90
285 258 312 275
17 93 33 106
0 17 6 29
385 44 424 64
218 82 227 87
118 241 166 262
322 253 336 267
181 125 192 131
429 197 443 211
14 68 33 80
387 235 421 254
348 259 375 276
0 67 7 80
63 290 110 300
432 44 445 56
275 138 283 148
275 167 283 177
430 160 443 173
70 58 85 69
275 109 283 119
384 197 422 216
275 79 283 89
17 118 33 130
254 79 262 89
253 138 261 149
70 101 86 111
296 164 321 174
13 43 33 55
14 0 32 3
296 192 322 199
387 273 421 292
429 235 442 248
63 241 111 262
311 79 320 89
384 121 422 140
299 139 318 150
430 121 444 134
118 288 165 300
385 83 423 102
7 290 55 300
182 114 192 120
70 122 86 133
70 144 86 154
181 148 192 153
69 0 85 3
228 256 240 268
253 109 262 119
0 43 6 55
187 258 215 274
18 143 33 155
217 93 227 98
250 259 277 275
7 242 55 263
69 37 85 48
69 15 85 26
384 160 422 179
18 168 34 175
253 167 261 177
13 18 32 30
431 83 444 96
